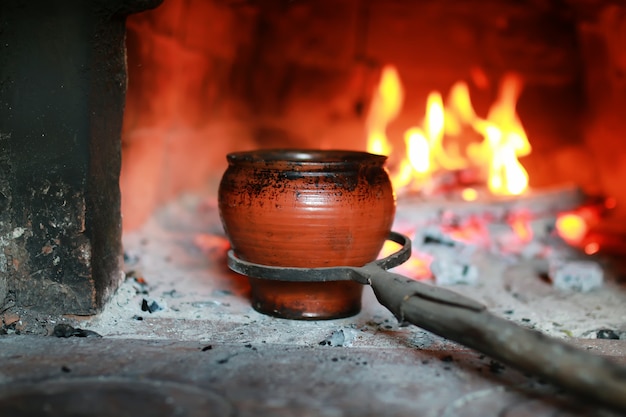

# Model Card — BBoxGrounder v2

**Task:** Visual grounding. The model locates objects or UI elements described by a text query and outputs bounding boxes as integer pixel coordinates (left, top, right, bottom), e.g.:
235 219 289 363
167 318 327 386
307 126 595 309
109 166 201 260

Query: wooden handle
360 265 626 412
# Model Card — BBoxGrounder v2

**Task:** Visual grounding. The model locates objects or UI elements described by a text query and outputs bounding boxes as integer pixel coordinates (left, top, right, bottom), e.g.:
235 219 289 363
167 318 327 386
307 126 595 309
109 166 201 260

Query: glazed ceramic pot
218 149 396 319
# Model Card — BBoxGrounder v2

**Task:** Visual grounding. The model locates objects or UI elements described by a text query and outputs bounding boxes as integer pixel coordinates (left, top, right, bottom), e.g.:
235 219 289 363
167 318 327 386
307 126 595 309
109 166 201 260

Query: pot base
248 278 363 320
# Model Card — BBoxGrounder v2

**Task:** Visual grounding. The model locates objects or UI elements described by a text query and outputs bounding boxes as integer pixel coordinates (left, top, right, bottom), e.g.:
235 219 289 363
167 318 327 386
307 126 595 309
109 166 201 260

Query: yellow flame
366 67 531 196
446 81 477 131
479 73 530 195
366 65 404 156
423 92 467 171
405 128 430 174
474 122 529 195
367 131 389 156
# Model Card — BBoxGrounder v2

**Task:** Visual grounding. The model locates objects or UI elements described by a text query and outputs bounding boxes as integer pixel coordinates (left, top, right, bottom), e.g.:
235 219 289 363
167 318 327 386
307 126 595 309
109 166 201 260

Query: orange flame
471 74 531 195
366 67 531 196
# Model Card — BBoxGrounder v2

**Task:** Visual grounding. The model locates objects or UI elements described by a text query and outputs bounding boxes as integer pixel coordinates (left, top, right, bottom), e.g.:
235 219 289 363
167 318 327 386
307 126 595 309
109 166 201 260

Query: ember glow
584 242 600 255
379 239 433 280
555 213 588 244
366 65 531 196
509 212 534 243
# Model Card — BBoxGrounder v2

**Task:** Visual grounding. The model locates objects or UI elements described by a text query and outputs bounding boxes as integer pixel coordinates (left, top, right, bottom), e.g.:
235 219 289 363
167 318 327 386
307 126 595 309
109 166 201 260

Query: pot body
218 149 396 319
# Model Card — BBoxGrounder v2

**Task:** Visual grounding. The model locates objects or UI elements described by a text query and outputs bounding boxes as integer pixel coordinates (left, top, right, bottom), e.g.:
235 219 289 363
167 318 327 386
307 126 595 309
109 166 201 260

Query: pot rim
226 148 387 166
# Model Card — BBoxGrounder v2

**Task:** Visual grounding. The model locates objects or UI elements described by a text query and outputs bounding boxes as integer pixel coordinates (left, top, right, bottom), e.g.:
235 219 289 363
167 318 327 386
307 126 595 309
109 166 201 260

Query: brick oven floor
2 192 626 416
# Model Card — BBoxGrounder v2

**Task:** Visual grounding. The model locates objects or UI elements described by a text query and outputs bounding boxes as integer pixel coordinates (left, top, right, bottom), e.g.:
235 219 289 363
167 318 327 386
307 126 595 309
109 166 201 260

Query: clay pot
218 149 396 319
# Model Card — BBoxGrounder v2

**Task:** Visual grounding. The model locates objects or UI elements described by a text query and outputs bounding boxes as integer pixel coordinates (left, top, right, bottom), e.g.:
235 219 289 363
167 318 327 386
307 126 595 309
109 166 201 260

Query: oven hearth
85 192 626 342
7 194 626 416
4 191 626 415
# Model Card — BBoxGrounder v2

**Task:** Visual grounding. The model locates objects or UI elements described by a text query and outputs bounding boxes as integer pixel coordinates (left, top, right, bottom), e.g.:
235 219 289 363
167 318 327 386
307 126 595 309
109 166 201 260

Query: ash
84 190 626 345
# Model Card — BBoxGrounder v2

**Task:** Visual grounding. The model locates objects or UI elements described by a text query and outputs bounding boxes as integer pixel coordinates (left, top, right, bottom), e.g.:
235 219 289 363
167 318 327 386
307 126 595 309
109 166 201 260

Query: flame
366 65 403 156
366 68 531 196
405 128 430 174
473 74 531 195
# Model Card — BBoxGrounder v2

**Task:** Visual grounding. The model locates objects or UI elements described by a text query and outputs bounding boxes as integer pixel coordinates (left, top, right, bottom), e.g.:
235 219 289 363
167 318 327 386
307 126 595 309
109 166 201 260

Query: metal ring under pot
226 231 412 283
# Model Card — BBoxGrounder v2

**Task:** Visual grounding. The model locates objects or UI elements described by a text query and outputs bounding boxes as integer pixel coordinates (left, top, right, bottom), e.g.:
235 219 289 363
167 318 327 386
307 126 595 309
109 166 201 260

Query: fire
366 65 531 196
366 65 404 156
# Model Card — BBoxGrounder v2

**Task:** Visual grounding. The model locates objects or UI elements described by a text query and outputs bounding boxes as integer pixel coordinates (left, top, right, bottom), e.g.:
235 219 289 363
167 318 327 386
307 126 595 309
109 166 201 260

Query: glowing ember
378 239 432 279
194 233 230 255
509 212 533 243
366 66 531 196
461 188 478 202
584 242 600 255
556 213 589 245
